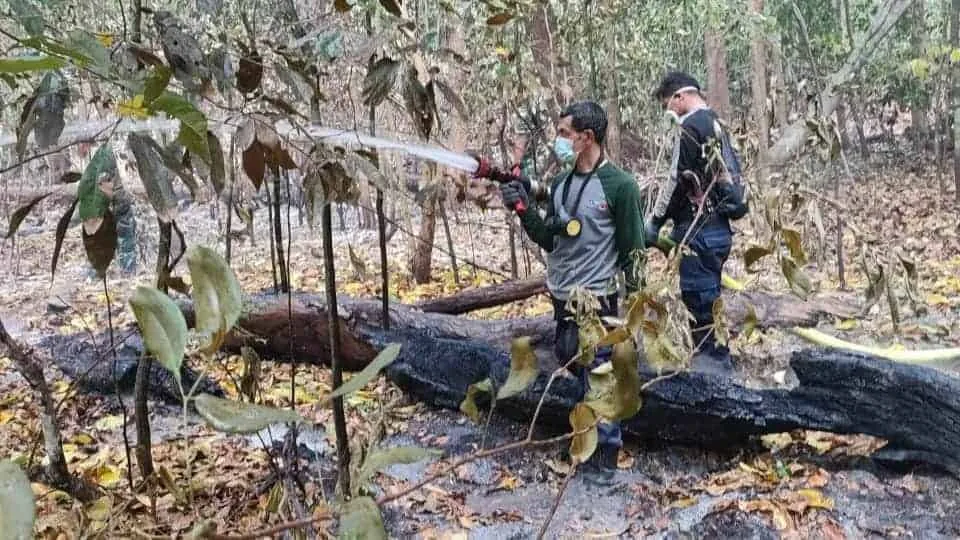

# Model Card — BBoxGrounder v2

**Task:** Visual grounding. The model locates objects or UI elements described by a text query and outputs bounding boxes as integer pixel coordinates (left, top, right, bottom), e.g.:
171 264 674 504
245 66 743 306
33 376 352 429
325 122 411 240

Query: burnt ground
4 149 960 537
318 403 960 539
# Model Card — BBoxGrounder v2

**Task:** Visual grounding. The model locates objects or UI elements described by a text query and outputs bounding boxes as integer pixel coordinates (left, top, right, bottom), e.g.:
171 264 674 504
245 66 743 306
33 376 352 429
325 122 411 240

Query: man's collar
679 104 711 122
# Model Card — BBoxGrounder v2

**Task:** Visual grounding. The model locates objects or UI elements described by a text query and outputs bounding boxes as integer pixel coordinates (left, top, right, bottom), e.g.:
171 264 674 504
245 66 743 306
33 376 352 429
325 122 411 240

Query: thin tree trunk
0 319 75 493
704 26 732 119
439 200 460 286
130 0 142 43
130 0 154 485
225 136 236 263
770 37 789 128
911 1 930 150
272 172 289 293
410 181 438 284
952 0 960 204
321 203 351 494
750 0 770 160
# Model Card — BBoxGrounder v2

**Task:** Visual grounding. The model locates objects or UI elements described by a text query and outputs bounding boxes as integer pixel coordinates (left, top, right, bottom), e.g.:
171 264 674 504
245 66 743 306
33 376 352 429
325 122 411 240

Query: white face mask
554 136 576 163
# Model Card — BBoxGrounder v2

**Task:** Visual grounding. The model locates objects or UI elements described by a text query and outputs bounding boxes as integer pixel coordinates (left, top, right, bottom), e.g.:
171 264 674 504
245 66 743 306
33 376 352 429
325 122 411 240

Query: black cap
653 71 702 101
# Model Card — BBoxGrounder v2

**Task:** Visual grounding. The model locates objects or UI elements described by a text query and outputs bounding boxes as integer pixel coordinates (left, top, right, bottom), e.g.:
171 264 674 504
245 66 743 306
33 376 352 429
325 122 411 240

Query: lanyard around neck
559 157 604 217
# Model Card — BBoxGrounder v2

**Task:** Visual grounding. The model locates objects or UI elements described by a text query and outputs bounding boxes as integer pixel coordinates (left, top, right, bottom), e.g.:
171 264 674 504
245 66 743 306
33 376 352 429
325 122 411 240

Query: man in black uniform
645 71 748 373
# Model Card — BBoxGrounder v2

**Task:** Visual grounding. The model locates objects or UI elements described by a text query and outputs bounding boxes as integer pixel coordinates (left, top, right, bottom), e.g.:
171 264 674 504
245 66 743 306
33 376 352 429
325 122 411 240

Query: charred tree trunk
175 281 859 372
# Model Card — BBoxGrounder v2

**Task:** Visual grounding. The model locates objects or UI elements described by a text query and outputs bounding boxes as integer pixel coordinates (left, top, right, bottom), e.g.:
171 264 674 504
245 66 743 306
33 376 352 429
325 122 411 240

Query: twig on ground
537 462 578 539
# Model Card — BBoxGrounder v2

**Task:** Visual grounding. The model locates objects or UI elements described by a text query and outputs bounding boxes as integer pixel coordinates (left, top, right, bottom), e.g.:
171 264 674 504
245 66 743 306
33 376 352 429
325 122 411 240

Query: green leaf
193 393 305 433
328 343 402 399
186 245 242 353
584 340 641 422
64 30 112 73
781 228 806 265
459 378 491 422
378 0 402 17
569 402 598 465
150 92 210 163
128 133 178 222
744 245 772 272
486 12 514 25
143 65 172 103
9 0 44 35
77 144 116 229
0 461 35 540
5 191 52 238
780 254 813 300
0 55 66 73
50 198 78 280
338 496 387 540
496 337 539 400
20 36 90 64
356 446 441 490
129 285 188 386
81 209 117 278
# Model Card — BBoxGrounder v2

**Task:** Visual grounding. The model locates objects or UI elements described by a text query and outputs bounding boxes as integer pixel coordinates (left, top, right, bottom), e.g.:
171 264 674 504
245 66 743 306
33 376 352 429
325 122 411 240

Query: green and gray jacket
519 161 645 301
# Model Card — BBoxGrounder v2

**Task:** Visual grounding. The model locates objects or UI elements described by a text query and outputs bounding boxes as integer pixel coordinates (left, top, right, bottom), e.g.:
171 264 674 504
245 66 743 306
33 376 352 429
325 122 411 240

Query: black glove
644 220 662 249
714 182 748 220
500 180 529 212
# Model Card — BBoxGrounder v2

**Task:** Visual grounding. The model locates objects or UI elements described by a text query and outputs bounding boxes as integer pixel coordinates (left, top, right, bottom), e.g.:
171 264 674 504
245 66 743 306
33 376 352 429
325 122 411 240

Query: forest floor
2 151 960 538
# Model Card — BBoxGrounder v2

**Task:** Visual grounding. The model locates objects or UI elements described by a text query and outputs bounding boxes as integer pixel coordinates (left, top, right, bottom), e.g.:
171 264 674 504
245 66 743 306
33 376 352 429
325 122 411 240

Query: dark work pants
676 223 732 361
552 293 622 449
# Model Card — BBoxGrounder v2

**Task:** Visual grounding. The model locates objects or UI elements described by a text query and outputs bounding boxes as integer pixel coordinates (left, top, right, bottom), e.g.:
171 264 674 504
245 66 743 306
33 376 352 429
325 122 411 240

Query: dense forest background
2 0 960 538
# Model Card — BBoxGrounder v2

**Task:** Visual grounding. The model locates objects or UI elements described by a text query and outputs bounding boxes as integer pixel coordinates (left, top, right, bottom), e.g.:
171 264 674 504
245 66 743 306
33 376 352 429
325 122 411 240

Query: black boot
581 444 619 486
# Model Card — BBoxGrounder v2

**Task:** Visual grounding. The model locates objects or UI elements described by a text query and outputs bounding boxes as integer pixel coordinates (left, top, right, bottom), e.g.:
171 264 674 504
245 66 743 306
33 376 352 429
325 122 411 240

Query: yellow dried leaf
760 433 794 452
497 337 538 400
568 403 598 464
90 464 122 488
94 415 124 431
95 32 114 47
117 94 149 119
85 496 112 521
795 488 834 510
835 318 857 331
459 378 491 423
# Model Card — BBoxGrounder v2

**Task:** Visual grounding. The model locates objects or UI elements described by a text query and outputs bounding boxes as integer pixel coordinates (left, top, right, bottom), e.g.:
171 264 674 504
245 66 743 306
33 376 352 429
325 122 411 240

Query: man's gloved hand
500 180 529 212
644 220 662 249
714 182 748 219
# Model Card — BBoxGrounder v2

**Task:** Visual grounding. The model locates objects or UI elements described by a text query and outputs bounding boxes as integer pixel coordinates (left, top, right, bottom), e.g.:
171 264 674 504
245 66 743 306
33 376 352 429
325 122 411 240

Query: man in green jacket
477 101 646 480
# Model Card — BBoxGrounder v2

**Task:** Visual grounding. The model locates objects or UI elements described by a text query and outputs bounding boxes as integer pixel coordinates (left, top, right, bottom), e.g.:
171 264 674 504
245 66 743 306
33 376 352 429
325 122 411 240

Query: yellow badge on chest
565 218 582 237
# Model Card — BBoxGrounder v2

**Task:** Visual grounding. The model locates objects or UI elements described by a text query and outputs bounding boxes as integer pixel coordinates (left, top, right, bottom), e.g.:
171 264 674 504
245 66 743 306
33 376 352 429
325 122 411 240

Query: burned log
41 285 960 473
384 331 960 475
186 285 859 368
175 289 959 474
414 276 548 314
